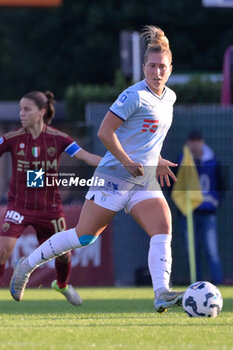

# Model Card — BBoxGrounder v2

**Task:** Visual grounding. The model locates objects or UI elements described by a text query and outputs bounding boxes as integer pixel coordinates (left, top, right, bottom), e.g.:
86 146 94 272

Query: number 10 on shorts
51 217 66 233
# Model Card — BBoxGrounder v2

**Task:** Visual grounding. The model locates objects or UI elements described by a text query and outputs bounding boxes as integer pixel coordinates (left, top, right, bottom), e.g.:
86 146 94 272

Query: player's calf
9 228 98 301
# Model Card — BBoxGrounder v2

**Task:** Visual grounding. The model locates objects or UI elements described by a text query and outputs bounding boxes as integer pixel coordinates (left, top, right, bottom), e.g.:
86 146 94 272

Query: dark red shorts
0 206 67 244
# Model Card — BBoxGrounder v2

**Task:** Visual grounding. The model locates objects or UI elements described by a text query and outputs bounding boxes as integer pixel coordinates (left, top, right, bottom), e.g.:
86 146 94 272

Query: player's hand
124 161 144 177
156 157 177 187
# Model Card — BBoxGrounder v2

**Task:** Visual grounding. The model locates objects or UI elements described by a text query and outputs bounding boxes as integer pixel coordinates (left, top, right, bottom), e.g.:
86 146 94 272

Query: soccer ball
182 281 223 317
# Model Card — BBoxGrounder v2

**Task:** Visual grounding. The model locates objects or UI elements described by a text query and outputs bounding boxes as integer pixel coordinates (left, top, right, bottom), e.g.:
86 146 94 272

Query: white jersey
97 79 176 185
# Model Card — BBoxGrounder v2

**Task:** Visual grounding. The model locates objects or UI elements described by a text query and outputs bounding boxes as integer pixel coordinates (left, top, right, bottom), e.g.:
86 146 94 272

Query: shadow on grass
222 298 233 312
0 298 156 315
0 297 232 316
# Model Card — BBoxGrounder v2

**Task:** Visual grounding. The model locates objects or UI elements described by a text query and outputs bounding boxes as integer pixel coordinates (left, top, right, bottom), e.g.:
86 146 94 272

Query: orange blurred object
0 0 62 7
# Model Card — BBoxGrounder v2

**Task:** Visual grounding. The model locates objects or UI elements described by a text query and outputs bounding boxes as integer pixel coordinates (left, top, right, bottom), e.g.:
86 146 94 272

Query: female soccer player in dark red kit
0 90 101 305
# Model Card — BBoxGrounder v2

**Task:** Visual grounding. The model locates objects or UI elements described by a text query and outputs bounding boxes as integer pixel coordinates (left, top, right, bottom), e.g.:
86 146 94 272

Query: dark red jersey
0 125 80 213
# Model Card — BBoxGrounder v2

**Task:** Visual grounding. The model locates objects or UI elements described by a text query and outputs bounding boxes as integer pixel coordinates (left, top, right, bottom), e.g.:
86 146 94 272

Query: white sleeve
109 91 140 121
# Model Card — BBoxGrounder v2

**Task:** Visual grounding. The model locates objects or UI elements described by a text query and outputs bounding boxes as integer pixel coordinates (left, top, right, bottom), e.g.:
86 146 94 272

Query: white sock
24 228 81 270
148 234 172 294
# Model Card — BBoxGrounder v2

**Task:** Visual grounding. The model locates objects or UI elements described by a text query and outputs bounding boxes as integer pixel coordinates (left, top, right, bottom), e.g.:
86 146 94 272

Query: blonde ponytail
142 25 172 63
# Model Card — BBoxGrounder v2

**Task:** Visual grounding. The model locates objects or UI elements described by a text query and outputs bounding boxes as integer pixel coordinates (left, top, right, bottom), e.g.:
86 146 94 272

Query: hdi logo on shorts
27 168 45 187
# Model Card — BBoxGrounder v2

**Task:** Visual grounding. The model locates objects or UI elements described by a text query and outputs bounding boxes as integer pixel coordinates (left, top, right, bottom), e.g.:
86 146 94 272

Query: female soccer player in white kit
10 25 184 313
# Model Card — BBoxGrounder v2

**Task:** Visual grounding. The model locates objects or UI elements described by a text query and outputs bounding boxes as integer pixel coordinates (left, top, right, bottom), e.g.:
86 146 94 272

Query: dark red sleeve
0 136 10 157
59 135 82 157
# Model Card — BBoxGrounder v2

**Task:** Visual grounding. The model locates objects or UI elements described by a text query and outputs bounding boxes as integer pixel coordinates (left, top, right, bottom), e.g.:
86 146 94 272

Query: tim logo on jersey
141 119 159 133
27 168 45 187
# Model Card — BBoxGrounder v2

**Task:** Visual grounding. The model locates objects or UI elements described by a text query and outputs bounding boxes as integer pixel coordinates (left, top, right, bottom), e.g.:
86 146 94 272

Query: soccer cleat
154 290 184 313
10 257 32 302
51 280 82 306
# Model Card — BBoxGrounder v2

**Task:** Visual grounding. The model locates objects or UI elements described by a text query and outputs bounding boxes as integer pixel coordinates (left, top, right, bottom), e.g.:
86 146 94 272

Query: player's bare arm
74 149 101 167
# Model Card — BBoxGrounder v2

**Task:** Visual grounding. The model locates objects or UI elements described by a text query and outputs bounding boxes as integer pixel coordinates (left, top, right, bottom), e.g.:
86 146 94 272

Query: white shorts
85 174 164 213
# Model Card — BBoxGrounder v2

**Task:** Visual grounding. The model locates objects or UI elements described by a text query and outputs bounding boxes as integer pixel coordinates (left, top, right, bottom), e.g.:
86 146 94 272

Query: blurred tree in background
0 0 232 99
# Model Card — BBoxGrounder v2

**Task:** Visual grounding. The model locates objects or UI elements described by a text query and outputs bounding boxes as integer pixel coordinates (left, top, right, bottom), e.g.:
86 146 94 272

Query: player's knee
79 234 98 246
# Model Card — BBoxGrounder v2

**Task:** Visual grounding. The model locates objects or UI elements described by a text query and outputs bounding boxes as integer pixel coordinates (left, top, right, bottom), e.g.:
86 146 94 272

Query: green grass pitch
0 286 232 350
